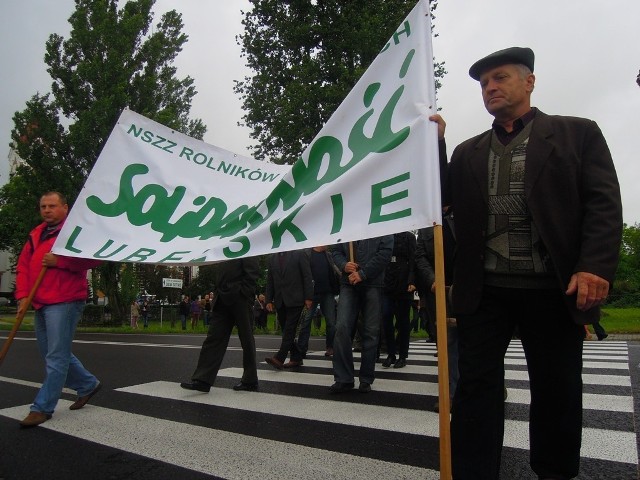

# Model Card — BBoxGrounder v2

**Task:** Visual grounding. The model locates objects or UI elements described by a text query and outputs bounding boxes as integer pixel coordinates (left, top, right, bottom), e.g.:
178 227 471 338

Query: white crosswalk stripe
0 339 636 479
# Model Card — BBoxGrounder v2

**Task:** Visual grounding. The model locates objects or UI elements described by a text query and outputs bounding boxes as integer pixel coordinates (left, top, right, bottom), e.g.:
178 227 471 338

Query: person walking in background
380 232 417 369
141 300 150 328
415 226 438 344
203 294 212 327
296 246 340 358
330 236 393 393
440 47 622 479
130 300 140 329
252 293 268 331
190 297 201 329
15 191 102 428
177 295 190 330
180 257 261 393
264 250 313 369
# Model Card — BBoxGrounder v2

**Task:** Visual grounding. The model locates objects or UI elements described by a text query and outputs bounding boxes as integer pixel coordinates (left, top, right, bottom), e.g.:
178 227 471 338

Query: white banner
53 0 441 264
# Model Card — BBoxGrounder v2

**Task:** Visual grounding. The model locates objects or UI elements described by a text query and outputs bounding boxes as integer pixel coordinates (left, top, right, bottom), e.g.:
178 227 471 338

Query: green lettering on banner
122 248 157 262
158 251 191 263
269 205 307 248
380 20 411 53
369 172 411 224
223 236 250 258
330 194 344 234
64 225 83 253
94 240 129 259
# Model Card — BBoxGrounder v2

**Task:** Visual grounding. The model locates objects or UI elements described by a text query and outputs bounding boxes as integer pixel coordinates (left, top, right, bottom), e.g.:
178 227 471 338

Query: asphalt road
1 332 638 479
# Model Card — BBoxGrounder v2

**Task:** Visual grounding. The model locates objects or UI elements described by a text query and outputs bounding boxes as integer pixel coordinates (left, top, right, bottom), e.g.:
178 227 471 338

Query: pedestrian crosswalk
1 339 637 479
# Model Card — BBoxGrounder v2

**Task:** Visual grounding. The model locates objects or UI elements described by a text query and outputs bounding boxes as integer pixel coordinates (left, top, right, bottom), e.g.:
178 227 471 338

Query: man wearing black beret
434 46 623 479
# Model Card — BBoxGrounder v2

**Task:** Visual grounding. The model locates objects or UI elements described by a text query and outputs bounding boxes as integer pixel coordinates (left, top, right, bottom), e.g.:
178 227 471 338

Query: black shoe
382 355 396 368
329 382 354 394
598 333 609 341
233 382 258 392
358 382 371 393
393 358 407 369
180 380 211 392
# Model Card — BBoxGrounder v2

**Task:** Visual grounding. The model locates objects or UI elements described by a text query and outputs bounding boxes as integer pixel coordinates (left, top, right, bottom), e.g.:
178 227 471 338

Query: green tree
0 0 205 322
235 0 444 164
612 223 640 305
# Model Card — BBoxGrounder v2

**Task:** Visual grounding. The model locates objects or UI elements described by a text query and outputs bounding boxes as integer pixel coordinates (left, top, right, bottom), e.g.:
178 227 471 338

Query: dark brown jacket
444 110 622 324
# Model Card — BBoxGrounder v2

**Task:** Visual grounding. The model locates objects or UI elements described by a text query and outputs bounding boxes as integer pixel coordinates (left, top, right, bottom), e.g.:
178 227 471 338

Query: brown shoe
19 411 51 428
324 347 334 357
265 357 284 370
283 360 303 368
69 382 102 410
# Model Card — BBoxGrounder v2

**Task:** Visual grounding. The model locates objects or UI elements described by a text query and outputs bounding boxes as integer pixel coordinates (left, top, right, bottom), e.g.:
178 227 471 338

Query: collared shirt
492 107 537 145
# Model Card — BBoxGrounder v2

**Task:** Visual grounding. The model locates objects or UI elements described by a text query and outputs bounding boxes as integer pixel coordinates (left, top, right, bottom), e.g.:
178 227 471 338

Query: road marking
112 379 638 465
0 400 440 480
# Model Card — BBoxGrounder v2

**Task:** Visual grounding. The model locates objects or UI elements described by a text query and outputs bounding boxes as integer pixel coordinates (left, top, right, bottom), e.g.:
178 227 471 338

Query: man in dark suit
264 250 313 369
437 47 622 479
180 257 260 393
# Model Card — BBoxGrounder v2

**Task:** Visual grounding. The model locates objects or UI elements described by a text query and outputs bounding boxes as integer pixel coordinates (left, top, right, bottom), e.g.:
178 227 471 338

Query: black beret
469 47 534 80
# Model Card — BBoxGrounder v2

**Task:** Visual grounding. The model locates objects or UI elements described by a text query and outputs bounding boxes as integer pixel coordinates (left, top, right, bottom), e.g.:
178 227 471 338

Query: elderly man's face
479 64 535 120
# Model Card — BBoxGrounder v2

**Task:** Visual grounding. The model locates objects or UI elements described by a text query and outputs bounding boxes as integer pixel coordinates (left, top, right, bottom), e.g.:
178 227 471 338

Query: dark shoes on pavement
180 380 211 393
233 382 258 391
329 382 355 394
358 382 371 393
69 382 102 410
265 357 285 370
382 355 396 368
19 411 51 428
598 334 609 341
393 358 407 369
324 347 334 357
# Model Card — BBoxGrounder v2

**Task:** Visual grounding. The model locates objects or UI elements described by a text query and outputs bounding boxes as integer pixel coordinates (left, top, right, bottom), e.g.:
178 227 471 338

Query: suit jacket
266 250 313 309
214 257 260 307
445 110 622 324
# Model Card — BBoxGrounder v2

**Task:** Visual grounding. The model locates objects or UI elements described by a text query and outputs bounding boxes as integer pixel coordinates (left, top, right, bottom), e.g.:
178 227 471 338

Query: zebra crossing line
0 339 636 479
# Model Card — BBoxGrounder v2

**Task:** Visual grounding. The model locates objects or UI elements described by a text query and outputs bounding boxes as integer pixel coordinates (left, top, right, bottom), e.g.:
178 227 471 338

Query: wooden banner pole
433 225 452 479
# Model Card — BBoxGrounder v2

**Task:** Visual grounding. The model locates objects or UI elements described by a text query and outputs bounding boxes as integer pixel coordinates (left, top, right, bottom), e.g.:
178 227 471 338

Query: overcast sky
1 0 639 224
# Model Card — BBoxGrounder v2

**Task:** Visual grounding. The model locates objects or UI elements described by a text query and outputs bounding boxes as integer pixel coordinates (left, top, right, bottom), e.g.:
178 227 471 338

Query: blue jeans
297 292 337 355
332 284 382 385
33 301 98 415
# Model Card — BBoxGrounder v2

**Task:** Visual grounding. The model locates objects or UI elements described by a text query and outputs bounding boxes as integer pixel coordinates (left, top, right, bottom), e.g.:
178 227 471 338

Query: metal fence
80 304 181 327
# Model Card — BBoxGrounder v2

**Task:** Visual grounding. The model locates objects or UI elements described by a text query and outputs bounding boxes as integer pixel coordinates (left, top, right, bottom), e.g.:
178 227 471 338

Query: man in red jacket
15 192 102 428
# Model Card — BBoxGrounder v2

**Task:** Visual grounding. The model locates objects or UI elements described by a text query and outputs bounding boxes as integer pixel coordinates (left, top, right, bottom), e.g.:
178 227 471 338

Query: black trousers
192 299 258 385
275 305 304 363
451 286 584 480
382 296 412 359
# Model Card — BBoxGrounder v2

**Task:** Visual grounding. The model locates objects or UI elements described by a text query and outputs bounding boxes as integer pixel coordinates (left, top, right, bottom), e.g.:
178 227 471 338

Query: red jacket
15 221 102 309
